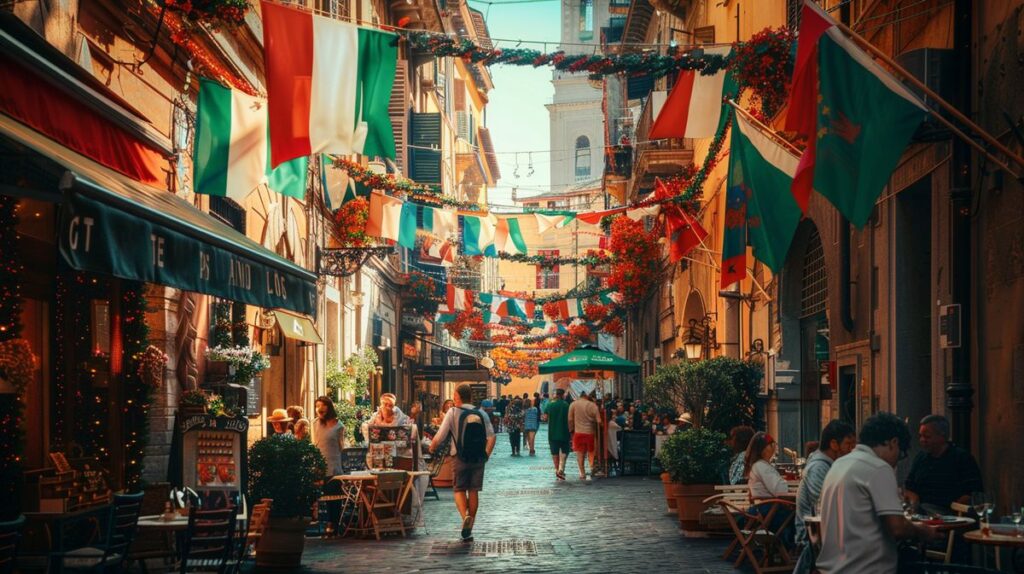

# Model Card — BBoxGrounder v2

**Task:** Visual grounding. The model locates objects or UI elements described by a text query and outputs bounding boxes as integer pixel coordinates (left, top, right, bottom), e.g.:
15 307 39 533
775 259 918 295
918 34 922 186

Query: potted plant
180 389 208 415
645 363 687 513
248 435 327 570
660 428 731 530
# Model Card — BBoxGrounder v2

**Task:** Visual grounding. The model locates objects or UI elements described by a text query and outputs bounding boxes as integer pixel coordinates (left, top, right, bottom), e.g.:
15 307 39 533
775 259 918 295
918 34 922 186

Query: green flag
810 29 927 227
730 113 801 272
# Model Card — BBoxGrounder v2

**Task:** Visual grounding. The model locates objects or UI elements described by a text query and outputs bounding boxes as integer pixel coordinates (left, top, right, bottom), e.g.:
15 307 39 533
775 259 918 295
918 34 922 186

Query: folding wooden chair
922 501 970 564
719 498 796 574
226 499 270 574
363 471 407 540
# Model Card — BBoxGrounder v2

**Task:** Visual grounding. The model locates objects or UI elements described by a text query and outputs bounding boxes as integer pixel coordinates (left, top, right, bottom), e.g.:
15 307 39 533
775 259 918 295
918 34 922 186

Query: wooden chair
50 492 144 573
425 438 450 501
226 499 270 574
176 507 236 573
719 498 797 574
924 501 970 564
126 484 176 572
363 471 407 540
0 515 25 574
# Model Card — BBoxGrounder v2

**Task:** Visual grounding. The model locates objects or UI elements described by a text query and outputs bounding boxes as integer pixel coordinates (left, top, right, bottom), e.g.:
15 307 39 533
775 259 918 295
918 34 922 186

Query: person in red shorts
567 392 601 481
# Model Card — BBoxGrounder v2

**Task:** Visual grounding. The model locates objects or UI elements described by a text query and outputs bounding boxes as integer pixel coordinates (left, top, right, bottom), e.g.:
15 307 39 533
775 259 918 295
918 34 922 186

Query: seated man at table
904 414 983 515
816 413 941 574
794 419 855 574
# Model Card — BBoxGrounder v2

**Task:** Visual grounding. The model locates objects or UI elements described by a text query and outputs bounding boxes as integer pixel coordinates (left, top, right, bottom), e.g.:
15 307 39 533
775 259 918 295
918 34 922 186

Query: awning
1 113 318 316
275 310 323 344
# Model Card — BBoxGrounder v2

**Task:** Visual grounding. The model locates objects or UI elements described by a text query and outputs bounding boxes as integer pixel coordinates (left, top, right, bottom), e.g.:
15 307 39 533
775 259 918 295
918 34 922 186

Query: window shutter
389 60 409 176
454 79 466 111
456 111 470 142
410 112 442 184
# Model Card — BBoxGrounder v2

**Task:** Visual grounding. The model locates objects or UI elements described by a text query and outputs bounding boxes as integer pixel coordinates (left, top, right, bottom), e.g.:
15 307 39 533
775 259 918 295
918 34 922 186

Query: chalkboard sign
245 377 262 417
621 430 652 463
339 447 368 474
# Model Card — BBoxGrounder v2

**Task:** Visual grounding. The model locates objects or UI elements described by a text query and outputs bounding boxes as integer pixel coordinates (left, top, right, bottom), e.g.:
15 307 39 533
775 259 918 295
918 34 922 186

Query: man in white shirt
816 412 940 573
430 384 496 541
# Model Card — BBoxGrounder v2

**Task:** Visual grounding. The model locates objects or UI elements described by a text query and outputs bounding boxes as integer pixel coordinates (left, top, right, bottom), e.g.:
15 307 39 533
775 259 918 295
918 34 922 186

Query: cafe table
21 504 112 573
964 527 1024 570
330 470 430 537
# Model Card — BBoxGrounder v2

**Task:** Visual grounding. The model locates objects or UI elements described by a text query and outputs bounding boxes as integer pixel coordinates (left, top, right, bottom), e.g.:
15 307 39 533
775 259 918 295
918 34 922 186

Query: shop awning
0 113 318 316
275 310 323 344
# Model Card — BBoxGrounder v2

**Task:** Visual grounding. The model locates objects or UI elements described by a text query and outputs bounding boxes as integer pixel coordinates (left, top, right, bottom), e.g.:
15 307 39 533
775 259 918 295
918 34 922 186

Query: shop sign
180 413 250 434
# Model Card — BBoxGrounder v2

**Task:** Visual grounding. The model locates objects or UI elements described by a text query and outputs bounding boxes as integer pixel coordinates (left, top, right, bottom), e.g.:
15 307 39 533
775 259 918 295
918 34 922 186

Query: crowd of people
724 412 985 573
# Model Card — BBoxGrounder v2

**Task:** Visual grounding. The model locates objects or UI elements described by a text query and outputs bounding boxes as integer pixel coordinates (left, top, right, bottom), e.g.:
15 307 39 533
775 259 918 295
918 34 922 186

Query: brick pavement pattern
277 423 739 573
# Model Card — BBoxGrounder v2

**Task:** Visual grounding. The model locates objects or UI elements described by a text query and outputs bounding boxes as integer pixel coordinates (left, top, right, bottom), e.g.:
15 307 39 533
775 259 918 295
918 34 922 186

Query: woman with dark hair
728 426 756 485
314 395 346 536
744 431 793 545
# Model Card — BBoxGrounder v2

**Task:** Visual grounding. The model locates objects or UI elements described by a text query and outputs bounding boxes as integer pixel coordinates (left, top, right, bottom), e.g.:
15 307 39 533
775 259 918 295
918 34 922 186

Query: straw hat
267 408 291 423
677 413 693 424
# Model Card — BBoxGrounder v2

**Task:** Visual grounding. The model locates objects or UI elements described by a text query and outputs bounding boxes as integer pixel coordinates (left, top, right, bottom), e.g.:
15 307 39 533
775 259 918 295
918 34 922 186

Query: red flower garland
730 26 795 118
607 218 661 308
401 271 439 317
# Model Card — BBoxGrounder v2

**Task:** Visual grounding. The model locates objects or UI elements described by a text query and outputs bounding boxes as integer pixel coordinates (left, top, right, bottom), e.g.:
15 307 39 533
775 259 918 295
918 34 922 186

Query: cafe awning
275 310 323 345
0 113 319 316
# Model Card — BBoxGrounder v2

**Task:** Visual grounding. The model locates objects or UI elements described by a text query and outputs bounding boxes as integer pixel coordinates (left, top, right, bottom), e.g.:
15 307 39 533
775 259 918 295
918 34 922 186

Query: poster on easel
171 414 249 509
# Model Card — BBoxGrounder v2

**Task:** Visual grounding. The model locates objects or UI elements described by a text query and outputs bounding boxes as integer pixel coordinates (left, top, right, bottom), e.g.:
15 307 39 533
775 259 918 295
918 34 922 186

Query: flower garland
607 217 662 308
332 158 482 210
444 309 486 341
494 249 611 268
333 196 371 247
160 0 249 27
402 271 439 317
205 345 270 385
137 345 169 389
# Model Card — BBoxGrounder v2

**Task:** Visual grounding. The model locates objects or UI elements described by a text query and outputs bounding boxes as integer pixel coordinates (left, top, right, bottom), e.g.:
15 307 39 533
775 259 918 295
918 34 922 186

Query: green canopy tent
538 345 640 375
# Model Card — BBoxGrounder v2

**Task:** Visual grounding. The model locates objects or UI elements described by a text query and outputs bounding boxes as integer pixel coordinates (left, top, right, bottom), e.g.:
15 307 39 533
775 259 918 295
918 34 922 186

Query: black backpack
453 407 488 463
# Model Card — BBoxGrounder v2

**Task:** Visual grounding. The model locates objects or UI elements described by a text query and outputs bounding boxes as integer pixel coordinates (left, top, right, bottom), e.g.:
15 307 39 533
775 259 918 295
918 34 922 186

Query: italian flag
193 79 307 201
649 46 736 140
729 113 800 273
445 284 475 312
494 217 528 255
261 1 397 168
546 298 583 321
365 192 404 242
461 214 497 256
420 205 458 239
535 212 575 233
787 0 927 226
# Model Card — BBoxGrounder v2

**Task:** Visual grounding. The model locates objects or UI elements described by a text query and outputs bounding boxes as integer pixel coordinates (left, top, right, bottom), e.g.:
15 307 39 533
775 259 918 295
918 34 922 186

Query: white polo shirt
816 444 904 574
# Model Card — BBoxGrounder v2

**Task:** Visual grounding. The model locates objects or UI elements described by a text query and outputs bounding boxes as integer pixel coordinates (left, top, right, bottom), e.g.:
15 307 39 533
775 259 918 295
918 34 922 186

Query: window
579 0 594 40
536 249 560 289
574 136 591 181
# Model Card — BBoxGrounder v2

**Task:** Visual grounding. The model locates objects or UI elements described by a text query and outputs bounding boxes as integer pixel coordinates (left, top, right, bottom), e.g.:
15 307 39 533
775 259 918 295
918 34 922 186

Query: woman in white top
313 396 346 535
744 431 794 546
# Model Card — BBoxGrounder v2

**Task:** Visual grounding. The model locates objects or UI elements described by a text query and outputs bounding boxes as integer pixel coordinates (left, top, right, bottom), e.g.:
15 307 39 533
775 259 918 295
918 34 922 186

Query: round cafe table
964 528 1024 571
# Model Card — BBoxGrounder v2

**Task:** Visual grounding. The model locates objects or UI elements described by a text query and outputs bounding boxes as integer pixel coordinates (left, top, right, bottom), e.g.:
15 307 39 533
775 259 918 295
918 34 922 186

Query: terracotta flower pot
661 472 678 513
675 483 717 530
256 516 307 571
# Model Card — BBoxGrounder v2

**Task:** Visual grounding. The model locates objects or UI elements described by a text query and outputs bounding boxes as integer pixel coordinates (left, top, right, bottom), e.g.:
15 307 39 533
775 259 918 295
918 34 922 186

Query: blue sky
473 0 561 208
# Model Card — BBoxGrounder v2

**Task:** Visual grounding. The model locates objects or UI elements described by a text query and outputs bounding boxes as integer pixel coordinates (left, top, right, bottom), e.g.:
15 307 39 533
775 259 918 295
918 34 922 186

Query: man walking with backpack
430 383 496 541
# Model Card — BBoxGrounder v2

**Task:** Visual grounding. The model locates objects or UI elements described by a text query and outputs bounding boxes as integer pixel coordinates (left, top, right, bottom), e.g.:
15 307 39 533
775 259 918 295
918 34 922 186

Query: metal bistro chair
50 492 144 573
176 507 236 573
317 478 362 538
0 515 26 574
363 471 408 540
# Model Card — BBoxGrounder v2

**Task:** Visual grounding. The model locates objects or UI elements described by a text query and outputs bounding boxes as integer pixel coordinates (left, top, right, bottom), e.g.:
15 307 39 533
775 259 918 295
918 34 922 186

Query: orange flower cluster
608 217 661 307
333 197 370 247
489 346 559 380
444 310 486 341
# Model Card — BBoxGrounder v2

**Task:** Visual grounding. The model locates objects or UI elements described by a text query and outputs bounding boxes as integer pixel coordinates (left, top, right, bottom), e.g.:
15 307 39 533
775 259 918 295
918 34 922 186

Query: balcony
630 90 693 199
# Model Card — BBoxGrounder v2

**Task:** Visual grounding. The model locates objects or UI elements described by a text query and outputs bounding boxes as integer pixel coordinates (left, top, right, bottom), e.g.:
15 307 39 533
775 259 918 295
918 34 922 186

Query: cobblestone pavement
287 424 739 573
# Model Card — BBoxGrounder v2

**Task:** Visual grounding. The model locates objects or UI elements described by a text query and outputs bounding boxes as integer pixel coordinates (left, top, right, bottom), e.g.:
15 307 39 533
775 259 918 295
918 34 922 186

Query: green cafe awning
1 114 318 316
538 345 641 375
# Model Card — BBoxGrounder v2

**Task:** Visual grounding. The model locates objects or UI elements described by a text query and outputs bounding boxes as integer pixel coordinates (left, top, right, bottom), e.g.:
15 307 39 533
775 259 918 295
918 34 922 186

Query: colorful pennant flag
365 192 403 242
535 212 576 234
649 47 736 140
730 113 801 272
787 0 927 226
721 180 748 289
193 79 307 201
397 202 418 248
445 283 475 312
420 205 458 238
577 207 626 225
261 1 397 167
462 214 497 256
495 217 528 255
420 237 455 267
626 205 661 221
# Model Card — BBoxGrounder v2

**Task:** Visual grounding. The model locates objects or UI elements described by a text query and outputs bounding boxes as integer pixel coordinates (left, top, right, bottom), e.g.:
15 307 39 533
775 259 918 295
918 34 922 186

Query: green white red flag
649 47 736 140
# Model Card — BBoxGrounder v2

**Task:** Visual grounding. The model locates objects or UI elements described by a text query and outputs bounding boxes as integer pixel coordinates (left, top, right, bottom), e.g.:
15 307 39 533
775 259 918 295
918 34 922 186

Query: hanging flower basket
137 345 169 390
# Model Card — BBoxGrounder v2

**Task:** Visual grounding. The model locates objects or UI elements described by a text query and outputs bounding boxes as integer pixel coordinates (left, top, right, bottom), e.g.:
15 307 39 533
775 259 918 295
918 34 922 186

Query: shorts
572 432 595 453
452 459 486 492
549 439 571 456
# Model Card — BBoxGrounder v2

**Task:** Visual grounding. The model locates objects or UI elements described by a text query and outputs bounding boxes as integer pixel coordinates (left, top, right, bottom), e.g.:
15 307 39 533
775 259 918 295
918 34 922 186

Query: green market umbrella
538 345 640 375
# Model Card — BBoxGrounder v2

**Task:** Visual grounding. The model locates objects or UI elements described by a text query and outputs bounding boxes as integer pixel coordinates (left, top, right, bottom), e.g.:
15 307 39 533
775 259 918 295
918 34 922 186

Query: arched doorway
777 221 830 453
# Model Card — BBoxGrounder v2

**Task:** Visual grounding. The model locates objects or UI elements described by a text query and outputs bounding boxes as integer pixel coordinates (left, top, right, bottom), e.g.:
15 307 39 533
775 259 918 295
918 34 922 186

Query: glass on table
971 492 994 536
1010 504 1023 538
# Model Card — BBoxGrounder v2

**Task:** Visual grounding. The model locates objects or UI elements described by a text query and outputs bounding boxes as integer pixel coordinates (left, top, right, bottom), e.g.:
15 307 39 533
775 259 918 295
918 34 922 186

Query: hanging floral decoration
0 339 35 395
136 345 169 389
444 309 486 341
332 158 482 210
160 0 249 27
488 346 560 380
607 217 662 308
401 271 440 317
495 250 611 268
332 196 372 248
602 316 625 336
583 302 610 323
729 27 795 118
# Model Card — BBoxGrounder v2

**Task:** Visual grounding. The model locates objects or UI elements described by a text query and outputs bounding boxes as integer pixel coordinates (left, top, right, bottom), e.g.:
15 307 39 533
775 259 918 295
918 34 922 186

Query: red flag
665 205 708 263
785 0 835 212
577 207 627 225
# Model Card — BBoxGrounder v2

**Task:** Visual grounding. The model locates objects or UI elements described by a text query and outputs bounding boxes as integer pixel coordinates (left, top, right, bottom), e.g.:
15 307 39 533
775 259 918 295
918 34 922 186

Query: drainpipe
840 216 854 332
945 0 973 450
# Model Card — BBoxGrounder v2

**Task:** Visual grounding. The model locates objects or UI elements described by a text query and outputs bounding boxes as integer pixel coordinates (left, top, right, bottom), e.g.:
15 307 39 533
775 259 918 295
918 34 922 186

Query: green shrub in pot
248 435 327 518
659 428 731 485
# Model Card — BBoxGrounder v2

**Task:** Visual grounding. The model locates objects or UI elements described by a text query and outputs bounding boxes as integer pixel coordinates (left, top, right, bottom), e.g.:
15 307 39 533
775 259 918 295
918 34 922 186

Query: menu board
178 415 248 501
621 430 652 464
194 430 238 488
366 425 412 469
245 377 262 417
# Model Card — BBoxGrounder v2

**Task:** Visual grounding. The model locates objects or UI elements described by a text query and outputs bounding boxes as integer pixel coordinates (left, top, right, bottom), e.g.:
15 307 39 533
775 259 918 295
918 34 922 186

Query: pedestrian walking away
568 391 601 480
524 398 540 456
543 388 571 480
430 383 496 541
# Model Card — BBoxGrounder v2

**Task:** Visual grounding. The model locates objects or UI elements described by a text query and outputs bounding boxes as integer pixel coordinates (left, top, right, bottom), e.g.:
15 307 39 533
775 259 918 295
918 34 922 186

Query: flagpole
691 229 774 303
831 21 1024 177
727 101 803 158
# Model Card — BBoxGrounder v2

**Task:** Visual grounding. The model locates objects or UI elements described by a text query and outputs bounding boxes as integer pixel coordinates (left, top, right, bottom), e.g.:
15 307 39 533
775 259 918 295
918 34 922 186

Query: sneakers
460 514 474 540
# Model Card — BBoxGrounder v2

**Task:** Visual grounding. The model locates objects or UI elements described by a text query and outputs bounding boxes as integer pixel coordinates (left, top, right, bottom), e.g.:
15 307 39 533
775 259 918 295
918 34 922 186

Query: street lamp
682 315 717 361
683 325 703 361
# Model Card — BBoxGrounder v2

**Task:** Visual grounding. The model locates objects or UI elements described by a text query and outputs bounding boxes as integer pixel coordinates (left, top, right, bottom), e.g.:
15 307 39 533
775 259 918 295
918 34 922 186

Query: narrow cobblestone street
292 424 738 573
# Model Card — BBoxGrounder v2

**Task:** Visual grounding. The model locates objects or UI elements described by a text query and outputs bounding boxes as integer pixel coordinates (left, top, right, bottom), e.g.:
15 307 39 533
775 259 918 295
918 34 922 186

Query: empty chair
51 492 144 573
176 508 236 573
425 438 450 501
364 471 407 540
0 515 26 574
226 500 271 574
127 484 176 572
